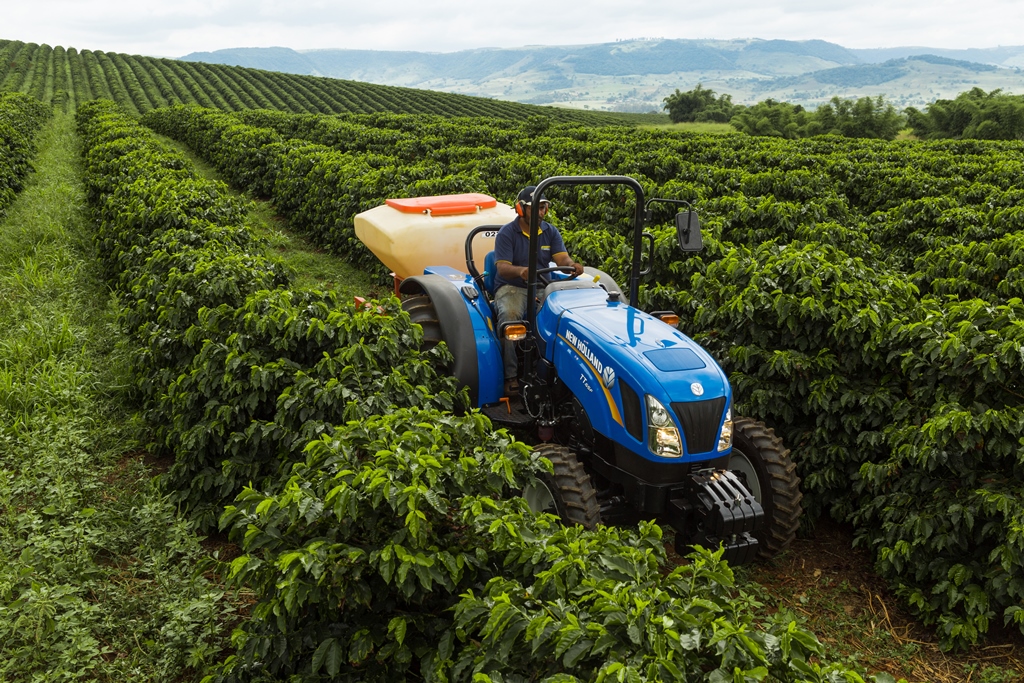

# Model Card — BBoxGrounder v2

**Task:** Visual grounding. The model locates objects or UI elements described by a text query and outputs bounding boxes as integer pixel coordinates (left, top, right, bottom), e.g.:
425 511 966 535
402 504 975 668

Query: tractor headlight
646 395 682 458
717 408 733 452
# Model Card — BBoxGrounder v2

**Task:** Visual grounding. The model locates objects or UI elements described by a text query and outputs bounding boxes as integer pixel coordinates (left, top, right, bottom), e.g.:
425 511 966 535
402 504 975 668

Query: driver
493 185 584 395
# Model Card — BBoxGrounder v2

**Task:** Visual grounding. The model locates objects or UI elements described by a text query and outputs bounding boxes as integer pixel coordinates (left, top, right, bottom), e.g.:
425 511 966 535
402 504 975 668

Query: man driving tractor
493 185 585 396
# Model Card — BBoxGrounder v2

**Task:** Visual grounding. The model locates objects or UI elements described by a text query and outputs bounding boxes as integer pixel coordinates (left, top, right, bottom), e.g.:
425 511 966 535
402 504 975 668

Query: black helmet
516 185 549 206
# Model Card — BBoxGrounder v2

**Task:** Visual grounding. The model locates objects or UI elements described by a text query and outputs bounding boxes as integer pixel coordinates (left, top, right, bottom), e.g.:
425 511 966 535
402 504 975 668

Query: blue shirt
492 218 569 289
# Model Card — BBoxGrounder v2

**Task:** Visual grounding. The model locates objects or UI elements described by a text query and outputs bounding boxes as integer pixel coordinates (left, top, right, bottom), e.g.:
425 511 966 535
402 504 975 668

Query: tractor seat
483 250 497 295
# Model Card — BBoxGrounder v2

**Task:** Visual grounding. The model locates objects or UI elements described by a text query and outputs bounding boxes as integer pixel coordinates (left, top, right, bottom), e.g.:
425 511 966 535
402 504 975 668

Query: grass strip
0 110 233 682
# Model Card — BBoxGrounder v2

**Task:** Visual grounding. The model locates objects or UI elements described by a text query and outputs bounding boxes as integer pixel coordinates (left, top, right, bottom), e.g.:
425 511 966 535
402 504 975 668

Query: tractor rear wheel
523 444 601 529
729 417 802 559
401 294 443 350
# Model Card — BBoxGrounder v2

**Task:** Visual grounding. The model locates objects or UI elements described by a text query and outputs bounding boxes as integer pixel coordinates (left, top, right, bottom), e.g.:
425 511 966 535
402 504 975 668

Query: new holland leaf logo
601 365 616 389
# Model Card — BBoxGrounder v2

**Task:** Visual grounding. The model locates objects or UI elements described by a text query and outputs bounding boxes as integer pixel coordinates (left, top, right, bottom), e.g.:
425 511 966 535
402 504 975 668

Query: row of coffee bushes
141 105 594 280
593 193 1024 649
638 233 1024 648
76 100 461 526
0 91 51 215
0 38 641 124
149 105 1024 296
593 217 1024 650
624 143 1024 651
215 428 866 682
142 104 1024 650
78 101 868 681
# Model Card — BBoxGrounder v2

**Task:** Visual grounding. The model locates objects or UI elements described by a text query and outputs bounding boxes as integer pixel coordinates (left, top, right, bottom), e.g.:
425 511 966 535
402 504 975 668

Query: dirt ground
741 518 1024 683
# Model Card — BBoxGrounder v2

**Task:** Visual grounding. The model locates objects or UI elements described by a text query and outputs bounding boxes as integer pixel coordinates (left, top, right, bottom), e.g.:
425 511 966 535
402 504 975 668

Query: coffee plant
207 408 872 683
0 91 50 215
1 38 635 124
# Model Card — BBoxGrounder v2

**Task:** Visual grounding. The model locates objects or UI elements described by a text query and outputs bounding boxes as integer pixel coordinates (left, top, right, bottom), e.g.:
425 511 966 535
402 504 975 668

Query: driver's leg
494 284 527 391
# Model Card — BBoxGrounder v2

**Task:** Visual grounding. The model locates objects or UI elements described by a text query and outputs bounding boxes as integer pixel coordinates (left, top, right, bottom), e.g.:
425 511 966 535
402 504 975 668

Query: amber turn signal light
656 313 680 327
502 324 528 341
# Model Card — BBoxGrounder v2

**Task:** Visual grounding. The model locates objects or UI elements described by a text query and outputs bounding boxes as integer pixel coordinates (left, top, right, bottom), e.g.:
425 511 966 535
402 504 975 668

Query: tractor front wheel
729 417 803 559
522 444 601 529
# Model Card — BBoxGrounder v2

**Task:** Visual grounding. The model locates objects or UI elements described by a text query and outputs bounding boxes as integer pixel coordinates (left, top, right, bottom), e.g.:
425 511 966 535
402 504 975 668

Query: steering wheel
535 265 579 286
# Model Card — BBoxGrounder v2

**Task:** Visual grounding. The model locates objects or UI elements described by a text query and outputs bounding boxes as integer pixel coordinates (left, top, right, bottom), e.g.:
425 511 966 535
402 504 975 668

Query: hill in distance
0 38 655 125
182 38 1024 112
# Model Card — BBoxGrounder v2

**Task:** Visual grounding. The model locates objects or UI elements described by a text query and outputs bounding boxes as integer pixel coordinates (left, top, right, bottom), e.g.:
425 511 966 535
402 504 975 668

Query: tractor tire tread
733 417 803 559
533 443 601 530
402 295 443 349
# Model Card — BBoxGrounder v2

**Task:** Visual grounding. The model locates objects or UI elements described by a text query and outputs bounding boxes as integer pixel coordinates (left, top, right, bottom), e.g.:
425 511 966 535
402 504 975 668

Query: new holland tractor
355 175 802 564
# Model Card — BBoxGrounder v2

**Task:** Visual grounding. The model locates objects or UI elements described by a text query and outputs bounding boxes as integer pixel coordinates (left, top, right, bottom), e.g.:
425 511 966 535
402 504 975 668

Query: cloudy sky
7 0 1023 57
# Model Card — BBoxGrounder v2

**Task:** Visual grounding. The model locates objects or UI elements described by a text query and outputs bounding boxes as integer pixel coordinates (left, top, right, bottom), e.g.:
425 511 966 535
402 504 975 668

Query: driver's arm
553 251 584 276
497 261 529 282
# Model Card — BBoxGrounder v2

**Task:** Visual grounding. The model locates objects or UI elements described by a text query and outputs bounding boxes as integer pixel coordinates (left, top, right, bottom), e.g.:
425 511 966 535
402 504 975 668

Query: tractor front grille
671 397 726 456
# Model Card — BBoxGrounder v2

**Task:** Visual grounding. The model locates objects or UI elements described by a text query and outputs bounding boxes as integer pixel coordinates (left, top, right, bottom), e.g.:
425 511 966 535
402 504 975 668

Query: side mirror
675 210 703 252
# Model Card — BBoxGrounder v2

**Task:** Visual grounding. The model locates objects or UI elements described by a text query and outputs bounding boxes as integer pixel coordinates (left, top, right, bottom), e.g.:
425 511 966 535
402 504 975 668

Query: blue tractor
383 176 801 564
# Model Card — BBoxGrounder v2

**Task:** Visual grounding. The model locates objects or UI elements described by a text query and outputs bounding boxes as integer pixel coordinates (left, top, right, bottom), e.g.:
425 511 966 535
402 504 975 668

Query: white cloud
4 0 1023 57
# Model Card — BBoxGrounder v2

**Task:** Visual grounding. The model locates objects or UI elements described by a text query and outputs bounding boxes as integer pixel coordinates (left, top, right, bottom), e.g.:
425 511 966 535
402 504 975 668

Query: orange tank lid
385 193 498 216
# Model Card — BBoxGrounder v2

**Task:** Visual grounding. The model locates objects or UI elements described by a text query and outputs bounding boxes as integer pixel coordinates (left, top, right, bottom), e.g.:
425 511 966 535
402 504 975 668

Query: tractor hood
538 287 732 461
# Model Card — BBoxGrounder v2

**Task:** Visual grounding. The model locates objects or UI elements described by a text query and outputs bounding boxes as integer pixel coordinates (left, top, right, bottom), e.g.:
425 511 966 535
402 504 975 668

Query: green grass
0 110 233 681
638 121 738 134
248 197 388 297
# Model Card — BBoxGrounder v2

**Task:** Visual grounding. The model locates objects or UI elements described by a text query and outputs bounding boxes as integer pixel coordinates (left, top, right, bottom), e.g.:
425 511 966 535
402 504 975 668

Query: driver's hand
520 266 529 281
573 261 584 276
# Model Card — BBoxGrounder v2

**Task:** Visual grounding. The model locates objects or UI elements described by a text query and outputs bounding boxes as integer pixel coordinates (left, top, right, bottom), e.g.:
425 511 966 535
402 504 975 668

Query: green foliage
208 408 540 682
662 84 740 124
730 96 904 140
907 88 1024 140
446 522 865 683
75 102 882 681
77 101 466 532
0 107 231 682
0 38 636 125
141 105 590 278
86 88 1024 661
78 104 289 400
730 99 813 138
813 96 904 140
205 408 872 683
0 91 51 216
157 290 465 527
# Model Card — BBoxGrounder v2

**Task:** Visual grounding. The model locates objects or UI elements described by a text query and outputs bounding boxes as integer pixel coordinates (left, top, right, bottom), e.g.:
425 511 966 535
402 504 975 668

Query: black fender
399 274 480 404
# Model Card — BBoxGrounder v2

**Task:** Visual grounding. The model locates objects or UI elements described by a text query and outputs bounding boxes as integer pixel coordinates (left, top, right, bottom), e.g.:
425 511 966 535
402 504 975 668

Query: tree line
664 84 1024 140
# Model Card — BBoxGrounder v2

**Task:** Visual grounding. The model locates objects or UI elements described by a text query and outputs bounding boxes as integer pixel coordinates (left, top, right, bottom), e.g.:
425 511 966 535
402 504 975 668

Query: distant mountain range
181 39 1024 113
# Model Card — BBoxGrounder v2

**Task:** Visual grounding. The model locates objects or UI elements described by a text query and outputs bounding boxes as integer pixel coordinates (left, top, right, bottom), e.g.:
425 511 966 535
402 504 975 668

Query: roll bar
524 176 646 377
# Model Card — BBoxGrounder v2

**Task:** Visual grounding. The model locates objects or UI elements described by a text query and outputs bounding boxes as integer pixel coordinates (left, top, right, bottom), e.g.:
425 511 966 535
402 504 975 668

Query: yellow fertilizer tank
355 193 516 280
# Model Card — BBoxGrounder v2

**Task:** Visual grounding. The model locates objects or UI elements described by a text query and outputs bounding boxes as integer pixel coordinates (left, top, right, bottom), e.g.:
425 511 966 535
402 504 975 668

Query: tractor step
481 399 534 426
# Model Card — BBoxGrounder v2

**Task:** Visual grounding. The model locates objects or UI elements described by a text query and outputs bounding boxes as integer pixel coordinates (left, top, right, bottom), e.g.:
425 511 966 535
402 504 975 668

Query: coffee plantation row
74 99 880 682
0 38 642 126
0 91 51 214
138 103 1024 652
